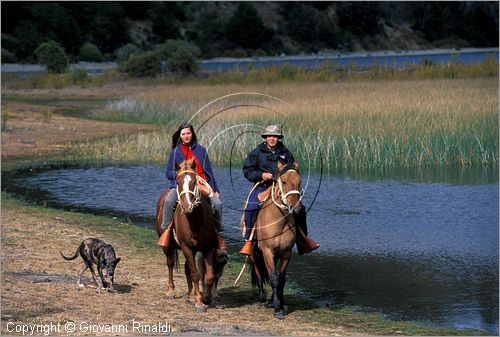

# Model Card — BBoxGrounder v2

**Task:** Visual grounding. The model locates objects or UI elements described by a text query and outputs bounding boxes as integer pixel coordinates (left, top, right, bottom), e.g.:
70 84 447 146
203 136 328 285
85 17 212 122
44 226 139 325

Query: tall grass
72 77 498 172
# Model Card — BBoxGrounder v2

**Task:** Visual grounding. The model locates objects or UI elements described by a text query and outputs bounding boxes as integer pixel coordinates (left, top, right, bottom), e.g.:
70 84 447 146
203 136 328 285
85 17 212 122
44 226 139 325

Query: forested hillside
2 1 498 63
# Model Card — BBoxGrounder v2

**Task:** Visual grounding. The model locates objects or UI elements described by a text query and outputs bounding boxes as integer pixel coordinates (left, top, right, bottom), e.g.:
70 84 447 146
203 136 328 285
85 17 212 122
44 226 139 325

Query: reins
241 168 302 241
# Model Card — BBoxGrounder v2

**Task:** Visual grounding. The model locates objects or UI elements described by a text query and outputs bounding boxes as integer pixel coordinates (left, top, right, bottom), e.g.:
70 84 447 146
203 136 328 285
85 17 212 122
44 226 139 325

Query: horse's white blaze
183 175 192 206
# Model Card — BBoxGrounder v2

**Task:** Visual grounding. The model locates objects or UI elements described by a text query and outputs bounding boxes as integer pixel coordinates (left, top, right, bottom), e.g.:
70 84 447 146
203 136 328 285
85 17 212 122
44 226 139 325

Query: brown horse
247 161 302 319
155 160 219 310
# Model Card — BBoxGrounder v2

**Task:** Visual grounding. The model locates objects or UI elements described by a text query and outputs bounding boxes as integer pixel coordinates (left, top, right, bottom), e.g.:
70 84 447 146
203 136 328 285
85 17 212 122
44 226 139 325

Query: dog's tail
59 249 79 261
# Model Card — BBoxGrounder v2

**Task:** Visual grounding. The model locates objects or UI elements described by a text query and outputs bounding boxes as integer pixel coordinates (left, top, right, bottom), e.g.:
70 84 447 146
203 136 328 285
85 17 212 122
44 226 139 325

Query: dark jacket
165 143 219 192
243 141 295 186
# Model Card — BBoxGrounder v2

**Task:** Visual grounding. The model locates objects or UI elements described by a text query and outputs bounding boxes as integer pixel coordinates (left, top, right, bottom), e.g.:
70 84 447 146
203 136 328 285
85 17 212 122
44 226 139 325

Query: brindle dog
60 238 121 292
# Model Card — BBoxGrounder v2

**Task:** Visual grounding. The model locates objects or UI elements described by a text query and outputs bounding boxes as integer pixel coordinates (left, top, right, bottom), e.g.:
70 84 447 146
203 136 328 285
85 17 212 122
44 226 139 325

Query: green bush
167 45 200 74
79 42 103 62
69 69 89 84
156 39 200 74
1 48 17 63
123 50 161 77
114 43 139 64
35 40 68 74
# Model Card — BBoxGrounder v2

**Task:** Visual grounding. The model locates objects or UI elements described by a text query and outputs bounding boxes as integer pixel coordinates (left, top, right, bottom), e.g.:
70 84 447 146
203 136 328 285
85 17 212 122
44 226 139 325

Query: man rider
240 124 320 256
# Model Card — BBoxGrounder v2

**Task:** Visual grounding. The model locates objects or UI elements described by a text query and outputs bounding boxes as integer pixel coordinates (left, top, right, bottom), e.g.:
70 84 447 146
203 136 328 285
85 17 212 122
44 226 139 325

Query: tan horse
155 160 218 310
247 161 302 319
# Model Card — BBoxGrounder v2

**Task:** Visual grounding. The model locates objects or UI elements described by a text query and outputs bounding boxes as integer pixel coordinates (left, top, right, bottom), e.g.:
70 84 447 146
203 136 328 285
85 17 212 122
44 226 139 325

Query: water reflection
3 164 498 334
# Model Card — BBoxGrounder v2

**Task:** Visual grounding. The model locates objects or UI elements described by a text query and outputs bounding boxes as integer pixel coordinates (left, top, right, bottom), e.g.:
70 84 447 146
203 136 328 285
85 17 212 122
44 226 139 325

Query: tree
123 51 161 77
79 42 103 62
283 3 321 45
87 3 130 54
336 2 385 37
192 3 227 57
149 2 185 43
167 43 200 74
224 2 273 50
13 20 42 61
35 40 68 73
156 39 200 74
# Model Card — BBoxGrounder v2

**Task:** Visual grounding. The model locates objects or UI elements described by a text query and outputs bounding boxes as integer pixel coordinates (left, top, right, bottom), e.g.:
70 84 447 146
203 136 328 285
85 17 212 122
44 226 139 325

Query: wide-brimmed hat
261 124 283 139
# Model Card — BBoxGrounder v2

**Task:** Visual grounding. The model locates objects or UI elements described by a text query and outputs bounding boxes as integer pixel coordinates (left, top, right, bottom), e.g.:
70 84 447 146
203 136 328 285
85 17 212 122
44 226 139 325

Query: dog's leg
88 264 104 290
108 274 116 292
212 278 219 298
97 266 108 290
78 264 88 287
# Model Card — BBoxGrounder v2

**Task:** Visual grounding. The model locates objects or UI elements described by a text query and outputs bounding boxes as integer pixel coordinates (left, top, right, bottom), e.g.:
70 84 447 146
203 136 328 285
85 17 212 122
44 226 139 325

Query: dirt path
1 100 157 160
1 201 350 336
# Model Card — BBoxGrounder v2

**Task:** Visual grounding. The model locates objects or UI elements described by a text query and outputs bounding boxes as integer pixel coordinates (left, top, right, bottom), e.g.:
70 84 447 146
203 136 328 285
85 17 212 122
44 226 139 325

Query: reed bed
72 77 498 172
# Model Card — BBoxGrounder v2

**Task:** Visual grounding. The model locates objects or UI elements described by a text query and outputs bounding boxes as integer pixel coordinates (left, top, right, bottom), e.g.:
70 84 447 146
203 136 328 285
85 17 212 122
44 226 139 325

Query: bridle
271 169 303 214
176 169 201 213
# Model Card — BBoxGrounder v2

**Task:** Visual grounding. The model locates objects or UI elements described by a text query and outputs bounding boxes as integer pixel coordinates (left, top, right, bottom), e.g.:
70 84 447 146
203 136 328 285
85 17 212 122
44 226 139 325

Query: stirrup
239 240 253 256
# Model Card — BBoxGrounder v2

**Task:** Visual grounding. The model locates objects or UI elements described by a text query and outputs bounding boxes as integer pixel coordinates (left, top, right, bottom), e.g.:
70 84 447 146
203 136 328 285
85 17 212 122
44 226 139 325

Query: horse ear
277 160 284 171
189 160 197 170
175 162 181 172
292 161 299 172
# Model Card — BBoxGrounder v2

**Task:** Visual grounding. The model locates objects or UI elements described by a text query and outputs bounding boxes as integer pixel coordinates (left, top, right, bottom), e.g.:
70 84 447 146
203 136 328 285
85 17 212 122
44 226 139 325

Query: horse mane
278 161 299 175
176 159 196 172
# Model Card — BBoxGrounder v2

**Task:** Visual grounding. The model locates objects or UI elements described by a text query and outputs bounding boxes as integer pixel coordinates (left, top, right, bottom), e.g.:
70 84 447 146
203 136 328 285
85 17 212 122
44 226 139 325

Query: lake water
4 165 498 334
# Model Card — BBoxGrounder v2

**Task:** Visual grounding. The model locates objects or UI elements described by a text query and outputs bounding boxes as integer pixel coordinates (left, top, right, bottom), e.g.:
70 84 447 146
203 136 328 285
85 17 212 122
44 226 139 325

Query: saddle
239 186 271 238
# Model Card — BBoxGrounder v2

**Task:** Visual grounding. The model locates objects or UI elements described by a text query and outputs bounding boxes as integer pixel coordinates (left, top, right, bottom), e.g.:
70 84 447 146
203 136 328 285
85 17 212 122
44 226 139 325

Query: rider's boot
239 237 253 256
239 193 261 256
239 219 255 256
158 192 176 247
158 222 172 247
295 208 320 255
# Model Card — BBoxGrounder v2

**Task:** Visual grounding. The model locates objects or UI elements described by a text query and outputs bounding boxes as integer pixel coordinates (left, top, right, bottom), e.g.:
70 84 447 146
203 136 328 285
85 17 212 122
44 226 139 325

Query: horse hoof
274 311 285 320
195 304 207 313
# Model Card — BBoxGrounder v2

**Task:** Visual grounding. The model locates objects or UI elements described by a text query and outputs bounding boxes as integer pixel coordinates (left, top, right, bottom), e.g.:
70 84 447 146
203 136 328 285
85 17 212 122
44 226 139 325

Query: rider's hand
214 191 220 198
262 172 273 181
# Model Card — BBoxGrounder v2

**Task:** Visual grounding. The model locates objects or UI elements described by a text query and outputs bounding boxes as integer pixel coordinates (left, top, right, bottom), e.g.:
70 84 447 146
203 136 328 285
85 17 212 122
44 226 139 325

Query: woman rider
159 122 226 250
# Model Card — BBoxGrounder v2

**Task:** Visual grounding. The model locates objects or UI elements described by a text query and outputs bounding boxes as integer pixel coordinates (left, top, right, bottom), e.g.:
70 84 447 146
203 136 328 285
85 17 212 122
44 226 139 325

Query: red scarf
180 144 207 181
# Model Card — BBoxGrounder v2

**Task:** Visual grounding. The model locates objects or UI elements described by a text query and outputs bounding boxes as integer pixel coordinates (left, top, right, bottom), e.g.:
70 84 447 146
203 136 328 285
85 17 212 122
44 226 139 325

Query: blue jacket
165 143 219 192
243 141 295 187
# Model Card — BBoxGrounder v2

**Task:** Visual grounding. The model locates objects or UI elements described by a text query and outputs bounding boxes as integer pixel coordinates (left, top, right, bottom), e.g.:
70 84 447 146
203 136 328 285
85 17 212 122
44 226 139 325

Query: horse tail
59 248 79 261
250 248 269 287
174 249 180 271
